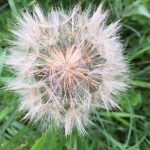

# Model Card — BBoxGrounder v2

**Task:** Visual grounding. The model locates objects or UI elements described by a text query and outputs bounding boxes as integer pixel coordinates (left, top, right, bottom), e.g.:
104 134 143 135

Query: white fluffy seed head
6 4 129 136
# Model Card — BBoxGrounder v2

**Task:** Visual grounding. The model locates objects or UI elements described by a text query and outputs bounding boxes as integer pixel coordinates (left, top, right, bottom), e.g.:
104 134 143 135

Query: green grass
0 0 150 149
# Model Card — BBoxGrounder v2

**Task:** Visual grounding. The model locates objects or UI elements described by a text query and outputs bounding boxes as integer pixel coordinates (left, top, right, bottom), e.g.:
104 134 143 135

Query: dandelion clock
6 4 129 136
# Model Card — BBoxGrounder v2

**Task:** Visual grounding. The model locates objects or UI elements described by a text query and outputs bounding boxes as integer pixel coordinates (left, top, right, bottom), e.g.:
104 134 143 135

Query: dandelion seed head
6 4 129 135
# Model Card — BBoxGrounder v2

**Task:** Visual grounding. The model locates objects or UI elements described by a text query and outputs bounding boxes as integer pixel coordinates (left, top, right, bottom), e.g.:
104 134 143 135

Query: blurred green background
0 0 150 150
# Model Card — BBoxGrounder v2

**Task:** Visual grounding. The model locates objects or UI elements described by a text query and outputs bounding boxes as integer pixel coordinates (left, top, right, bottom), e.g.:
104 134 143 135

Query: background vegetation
0 0 150 149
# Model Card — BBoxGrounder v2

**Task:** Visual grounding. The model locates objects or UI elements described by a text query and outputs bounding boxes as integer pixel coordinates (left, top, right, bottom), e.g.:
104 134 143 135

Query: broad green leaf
123 2 150 19
31 131 48 150
100 112 144 119
8 0 19 16
132 80 150 88
0 3 8 12
98 129 124 149
0 109 17 138
0 50 6 75
0 107 11 121
128 46 150 61
137 5 150 19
